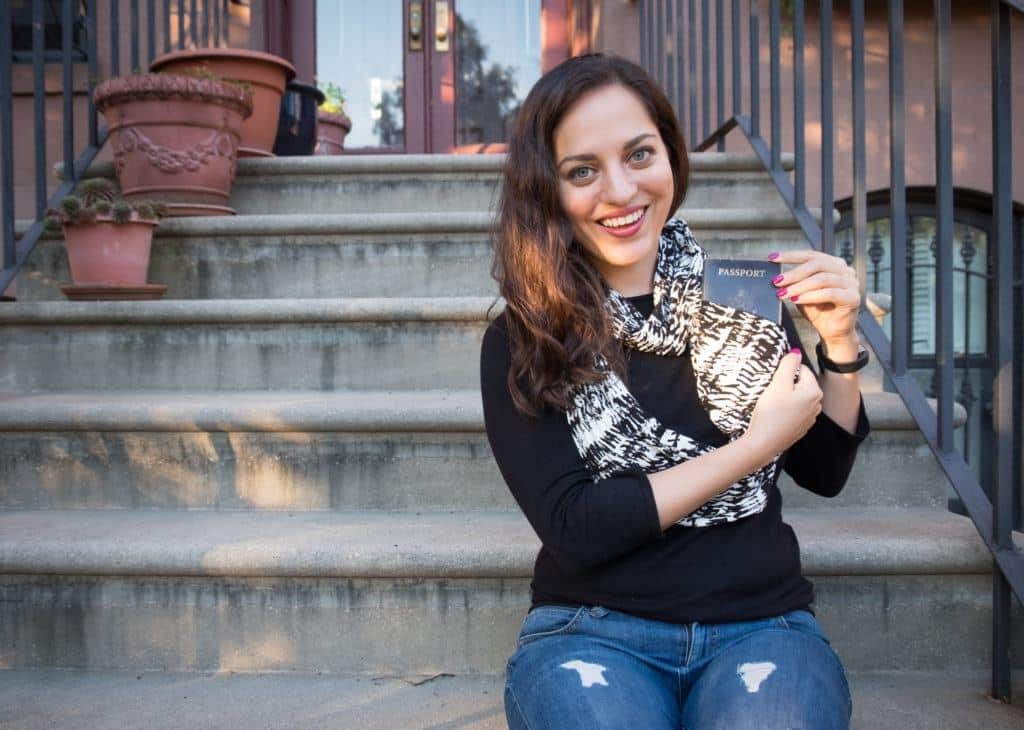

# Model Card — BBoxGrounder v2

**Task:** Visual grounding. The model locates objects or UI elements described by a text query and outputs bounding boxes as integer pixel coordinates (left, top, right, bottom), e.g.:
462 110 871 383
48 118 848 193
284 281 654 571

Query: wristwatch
816 340 870 374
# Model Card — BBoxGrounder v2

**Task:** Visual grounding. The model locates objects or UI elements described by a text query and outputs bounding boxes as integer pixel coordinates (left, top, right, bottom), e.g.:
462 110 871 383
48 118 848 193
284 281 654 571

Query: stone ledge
0 508 992 578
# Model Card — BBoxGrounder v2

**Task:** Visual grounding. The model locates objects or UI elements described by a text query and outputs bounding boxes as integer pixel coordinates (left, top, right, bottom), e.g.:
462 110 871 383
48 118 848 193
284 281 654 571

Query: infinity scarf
566 217 791 527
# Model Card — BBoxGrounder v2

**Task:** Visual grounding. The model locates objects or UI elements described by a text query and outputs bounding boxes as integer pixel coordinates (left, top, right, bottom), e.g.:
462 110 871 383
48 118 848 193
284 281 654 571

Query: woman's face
553 83 675 296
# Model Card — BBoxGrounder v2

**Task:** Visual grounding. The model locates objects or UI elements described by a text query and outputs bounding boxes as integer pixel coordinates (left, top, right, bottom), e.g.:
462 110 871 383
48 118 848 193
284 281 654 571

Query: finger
787 287 862 307
773 349 804 387
775 271 852 302
772 253 854 288
767 250 816 266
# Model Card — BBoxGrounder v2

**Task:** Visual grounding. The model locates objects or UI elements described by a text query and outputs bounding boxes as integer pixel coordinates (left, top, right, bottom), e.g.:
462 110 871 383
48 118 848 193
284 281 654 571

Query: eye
629 147 653 163
568 166 596 182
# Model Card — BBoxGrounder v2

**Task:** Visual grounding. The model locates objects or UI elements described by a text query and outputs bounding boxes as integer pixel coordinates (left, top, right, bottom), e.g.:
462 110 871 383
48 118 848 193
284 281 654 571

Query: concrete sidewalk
2 669 1022 729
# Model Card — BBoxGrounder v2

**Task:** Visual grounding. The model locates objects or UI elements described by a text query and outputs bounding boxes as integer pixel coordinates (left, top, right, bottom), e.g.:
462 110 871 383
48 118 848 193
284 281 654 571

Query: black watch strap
816 341 869 374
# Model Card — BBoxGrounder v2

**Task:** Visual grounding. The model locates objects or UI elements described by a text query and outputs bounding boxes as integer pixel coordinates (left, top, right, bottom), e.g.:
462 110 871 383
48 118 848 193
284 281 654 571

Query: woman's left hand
769 250 861 346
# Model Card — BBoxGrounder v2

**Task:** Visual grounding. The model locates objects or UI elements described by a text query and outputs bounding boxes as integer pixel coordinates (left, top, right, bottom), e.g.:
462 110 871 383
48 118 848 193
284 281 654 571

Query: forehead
553 84 659 157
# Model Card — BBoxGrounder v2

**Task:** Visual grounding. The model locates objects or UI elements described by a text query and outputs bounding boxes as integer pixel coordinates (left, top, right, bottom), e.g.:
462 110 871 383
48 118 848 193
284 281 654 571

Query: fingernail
790 294 800 302
767 252 780 261
772 274 784 285
776 288 788 298
790 348 802 356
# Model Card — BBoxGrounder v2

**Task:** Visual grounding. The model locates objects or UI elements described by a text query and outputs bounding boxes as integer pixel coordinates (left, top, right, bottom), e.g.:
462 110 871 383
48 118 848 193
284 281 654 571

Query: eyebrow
557 133 657 168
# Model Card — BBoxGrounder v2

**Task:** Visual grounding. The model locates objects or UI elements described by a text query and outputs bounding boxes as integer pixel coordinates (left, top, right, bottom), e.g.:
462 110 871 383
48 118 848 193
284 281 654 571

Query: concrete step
0 297 493 391
1 669 1022 730
0 390 958 512
0 508 1016 674
13 208 829 301
74 152 797 216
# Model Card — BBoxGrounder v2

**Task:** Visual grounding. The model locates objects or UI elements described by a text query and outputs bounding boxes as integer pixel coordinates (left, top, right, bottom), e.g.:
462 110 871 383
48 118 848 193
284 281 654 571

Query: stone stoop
2 151 1021 723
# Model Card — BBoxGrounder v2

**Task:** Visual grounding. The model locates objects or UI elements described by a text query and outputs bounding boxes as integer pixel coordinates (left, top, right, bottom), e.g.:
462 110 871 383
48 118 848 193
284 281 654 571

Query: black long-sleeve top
480 294 870 624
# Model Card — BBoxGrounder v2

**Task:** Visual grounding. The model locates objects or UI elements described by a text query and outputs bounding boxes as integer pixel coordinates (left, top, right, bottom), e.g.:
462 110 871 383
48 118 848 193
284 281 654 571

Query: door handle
409 2 423 51
435 1 450 52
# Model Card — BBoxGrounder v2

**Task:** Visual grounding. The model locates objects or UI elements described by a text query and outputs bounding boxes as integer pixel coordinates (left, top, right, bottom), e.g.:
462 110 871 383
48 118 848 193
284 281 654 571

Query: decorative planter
59 216 166 300
94 74 252 216
273 81 326 156
316 110 352 155
150 48 296 158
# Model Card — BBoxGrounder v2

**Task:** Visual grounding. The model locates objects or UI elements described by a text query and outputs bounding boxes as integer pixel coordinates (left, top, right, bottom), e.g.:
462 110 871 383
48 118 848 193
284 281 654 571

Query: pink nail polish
790 348 802 356
772 274 784 285
767 252 780 261
790 295 800 302
776 288 788 298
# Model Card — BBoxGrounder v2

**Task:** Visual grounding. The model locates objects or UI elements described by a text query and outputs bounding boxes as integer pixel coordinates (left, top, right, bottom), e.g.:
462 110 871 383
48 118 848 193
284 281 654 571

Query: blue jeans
504 604 851 730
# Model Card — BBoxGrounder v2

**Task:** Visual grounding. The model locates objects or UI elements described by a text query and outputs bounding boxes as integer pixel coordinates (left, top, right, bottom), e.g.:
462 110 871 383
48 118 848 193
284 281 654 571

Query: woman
480 54 869 729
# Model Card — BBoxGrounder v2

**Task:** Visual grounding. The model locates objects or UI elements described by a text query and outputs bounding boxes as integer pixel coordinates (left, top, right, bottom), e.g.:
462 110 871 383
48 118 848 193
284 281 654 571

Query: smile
597 206 648 236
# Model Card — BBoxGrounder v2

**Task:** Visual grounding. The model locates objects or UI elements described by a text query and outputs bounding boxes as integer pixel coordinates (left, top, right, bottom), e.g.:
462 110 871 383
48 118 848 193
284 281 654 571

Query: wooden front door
303 1 570 153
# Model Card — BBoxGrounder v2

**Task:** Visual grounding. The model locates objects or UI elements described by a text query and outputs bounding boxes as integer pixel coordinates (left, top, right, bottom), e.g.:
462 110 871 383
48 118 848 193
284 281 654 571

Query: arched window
834 188 1023 509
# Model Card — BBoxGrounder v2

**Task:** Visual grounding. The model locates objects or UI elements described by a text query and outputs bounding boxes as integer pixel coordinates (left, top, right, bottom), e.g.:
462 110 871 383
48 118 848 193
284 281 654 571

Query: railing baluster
111 0 121 77
852 0 866 299
147 0 157 64
715 0 724 150
62 0 75 182
164 0 172 53
191 0 198 47
32 0 47 219
934 0 954 453
213 0 221 48
656 0 664 88
131 0 140 72
202 0 210 47
0 0 14 276
178 0 186 50
750 1 759 138
223 0 231 46
769 0 780 170
701 0 709 141
689 0 697 146
990 0 1014 705
676 0 687 129
820 0 833 256
641 0 650 73
87 0 98 146
665 0 675 115
793 0 804 208
731 0 740 116
889 0 907 376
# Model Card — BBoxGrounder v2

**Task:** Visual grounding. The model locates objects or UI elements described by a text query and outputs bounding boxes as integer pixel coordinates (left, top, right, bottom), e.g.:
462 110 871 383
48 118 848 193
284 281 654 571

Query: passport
702 258 782 324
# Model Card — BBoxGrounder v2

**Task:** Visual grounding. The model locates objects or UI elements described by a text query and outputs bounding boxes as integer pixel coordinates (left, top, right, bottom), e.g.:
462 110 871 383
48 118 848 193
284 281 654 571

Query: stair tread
0 507 992 577
1 669 1020 730
0 389 961 431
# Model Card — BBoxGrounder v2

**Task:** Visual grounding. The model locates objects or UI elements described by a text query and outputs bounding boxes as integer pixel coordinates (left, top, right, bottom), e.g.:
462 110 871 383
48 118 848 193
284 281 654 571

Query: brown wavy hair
493 54 690 415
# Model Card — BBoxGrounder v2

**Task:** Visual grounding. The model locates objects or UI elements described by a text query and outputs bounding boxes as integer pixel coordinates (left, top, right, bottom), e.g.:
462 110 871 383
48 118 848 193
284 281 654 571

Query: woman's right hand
743 349 823 464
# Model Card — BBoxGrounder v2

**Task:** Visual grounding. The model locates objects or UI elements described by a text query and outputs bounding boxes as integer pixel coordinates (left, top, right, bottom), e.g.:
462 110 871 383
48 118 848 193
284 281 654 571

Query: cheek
558 185 596 230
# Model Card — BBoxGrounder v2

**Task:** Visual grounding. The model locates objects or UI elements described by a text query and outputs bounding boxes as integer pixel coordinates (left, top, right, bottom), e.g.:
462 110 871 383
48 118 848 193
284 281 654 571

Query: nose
602 163 638 206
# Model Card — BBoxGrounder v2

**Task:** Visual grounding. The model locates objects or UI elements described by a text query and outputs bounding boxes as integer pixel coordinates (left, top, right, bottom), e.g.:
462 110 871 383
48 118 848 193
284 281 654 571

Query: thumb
772 348 803 388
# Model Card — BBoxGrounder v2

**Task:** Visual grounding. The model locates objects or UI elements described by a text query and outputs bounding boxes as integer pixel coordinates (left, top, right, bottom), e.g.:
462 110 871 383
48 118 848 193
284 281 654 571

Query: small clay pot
316 110 352 155
62 217 158 285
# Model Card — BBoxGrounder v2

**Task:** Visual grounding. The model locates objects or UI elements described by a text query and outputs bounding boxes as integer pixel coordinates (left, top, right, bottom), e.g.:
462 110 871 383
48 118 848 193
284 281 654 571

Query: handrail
639 0 1022 703
0 0 232 300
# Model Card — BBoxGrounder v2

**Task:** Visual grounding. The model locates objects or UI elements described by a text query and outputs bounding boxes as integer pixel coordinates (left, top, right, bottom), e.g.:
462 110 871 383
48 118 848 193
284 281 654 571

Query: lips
597 205 648 237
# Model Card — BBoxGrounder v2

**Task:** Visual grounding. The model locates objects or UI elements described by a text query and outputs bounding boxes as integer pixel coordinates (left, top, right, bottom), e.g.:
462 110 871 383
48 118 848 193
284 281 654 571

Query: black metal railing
639 0 1022 703
0 0 233 301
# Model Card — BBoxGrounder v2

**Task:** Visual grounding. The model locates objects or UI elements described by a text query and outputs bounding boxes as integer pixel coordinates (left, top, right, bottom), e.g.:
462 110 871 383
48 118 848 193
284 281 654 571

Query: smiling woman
481 54 869 730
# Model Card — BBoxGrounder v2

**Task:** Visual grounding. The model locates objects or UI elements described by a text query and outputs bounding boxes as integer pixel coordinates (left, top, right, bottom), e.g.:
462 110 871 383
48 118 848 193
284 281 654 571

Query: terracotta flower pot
63 217 157 285
94 74 252 216
316 110 352 155
150 48 296 158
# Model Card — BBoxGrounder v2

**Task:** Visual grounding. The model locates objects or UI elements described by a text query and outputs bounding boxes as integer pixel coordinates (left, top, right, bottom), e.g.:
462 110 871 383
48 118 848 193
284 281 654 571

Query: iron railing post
889 0 908 377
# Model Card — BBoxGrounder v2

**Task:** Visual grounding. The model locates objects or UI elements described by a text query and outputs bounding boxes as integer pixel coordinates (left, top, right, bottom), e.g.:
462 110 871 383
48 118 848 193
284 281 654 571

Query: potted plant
316 82 352 155
273 81 326 156
44 179 168 300
149 48 296 158
94 72 253 216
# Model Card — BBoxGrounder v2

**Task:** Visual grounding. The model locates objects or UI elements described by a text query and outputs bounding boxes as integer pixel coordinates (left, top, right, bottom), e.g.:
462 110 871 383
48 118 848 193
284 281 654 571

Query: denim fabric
504 605 851 730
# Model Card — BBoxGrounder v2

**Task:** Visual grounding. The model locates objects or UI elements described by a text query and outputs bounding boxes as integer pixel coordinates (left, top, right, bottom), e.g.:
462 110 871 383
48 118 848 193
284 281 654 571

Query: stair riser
14 228 813 301
1 574 1016 674
0 429 949 511
0 321 488 391
228 175 790 215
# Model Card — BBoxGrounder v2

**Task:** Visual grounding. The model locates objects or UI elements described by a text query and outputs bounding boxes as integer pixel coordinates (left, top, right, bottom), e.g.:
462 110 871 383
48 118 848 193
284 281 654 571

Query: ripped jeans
504 605 851 730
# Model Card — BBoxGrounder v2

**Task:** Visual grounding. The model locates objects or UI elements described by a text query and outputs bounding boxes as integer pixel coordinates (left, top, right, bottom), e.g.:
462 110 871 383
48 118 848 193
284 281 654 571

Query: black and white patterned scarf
566 217 790 527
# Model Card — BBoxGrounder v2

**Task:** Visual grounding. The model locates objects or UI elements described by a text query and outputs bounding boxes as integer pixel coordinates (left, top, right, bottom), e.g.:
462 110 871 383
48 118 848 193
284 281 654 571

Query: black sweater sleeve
480 318 664 574
780 309 871 498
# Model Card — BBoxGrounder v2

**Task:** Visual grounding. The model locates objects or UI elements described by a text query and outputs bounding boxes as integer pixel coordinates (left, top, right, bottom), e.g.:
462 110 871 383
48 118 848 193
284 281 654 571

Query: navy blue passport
703 258 782 324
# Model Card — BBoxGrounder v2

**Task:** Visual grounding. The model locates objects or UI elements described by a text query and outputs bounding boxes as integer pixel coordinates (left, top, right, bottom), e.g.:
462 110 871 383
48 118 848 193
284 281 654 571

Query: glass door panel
317 2 405 150
455 0 541 147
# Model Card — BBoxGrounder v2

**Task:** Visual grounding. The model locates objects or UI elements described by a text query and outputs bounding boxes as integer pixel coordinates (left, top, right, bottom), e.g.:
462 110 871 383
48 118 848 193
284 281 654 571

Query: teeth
600 208 644 228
